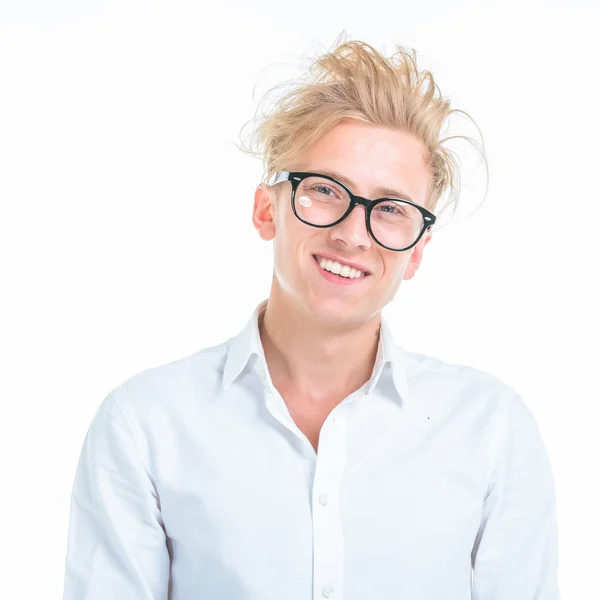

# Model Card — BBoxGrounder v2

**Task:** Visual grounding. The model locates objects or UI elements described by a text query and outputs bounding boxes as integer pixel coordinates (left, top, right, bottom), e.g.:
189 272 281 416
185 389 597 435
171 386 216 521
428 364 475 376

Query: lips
312 253 371 275
312 255 371 280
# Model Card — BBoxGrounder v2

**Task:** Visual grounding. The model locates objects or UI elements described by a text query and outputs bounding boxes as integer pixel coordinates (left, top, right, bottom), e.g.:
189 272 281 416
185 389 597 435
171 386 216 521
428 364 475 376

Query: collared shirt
63 298 560 600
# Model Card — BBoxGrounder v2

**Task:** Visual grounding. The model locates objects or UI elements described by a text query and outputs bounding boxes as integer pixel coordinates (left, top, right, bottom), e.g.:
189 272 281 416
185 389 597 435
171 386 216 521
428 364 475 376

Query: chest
156 400 485 598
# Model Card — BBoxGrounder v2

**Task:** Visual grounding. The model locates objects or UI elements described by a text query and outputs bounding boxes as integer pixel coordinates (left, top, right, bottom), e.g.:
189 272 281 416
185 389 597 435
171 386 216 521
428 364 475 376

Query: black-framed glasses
267 170 436 252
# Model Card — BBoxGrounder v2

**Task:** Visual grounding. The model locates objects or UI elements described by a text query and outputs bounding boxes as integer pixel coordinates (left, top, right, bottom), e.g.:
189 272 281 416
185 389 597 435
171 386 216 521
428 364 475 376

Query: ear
252 183 277 242
403 230 432 280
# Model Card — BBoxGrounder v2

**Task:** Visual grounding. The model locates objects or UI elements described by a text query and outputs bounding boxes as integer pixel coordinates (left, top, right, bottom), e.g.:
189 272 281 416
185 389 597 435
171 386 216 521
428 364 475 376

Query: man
63 38 560 599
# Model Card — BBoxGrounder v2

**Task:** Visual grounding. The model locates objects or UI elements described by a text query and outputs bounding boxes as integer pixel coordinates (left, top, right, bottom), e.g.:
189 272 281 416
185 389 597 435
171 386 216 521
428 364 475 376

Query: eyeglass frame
267 170 437 252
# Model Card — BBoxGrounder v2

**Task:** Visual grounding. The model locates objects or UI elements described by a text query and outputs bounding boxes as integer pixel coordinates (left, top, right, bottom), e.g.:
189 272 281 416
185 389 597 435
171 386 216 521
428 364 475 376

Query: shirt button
318 493 329 506
260 368 266 380
322 585 335 597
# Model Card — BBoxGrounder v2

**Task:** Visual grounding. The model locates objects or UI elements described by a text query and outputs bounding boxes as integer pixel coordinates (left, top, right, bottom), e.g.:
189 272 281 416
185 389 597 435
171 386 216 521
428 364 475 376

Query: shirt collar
222 298 410 405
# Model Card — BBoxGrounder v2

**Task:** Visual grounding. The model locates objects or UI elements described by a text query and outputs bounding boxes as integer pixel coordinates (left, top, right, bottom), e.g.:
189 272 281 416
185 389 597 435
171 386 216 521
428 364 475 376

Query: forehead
292 119 431 206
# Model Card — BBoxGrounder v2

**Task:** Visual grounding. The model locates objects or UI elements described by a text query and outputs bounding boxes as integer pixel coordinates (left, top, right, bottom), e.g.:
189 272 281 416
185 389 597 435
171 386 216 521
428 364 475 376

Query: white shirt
63 298 560 600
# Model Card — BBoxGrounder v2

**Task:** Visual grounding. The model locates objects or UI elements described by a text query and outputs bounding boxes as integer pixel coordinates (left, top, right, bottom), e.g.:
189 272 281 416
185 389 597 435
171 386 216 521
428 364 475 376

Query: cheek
272 221 309 276
383 258 409 281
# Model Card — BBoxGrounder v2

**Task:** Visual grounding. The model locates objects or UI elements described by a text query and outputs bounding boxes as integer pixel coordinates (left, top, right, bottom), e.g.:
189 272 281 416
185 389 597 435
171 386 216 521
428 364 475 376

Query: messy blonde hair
238 33 487 217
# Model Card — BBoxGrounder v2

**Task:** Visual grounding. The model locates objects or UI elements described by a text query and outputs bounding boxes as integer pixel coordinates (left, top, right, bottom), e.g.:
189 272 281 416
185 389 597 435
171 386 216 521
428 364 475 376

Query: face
252 118 433 325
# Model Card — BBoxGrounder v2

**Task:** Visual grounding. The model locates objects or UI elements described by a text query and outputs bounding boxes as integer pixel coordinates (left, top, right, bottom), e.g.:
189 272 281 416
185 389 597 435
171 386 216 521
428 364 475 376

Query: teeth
316 256 365 279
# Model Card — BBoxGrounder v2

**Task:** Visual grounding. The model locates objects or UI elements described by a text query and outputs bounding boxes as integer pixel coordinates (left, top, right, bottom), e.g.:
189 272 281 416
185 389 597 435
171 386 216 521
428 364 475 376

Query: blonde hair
238 33 487 217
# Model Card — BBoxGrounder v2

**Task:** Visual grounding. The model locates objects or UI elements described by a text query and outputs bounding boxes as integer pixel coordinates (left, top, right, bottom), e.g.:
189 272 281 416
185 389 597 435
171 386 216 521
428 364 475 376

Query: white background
1 0 598 597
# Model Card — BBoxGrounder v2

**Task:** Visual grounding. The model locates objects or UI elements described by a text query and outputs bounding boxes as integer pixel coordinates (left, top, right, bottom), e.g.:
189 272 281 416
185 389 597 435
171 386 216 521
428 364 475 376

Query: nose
329 203 372 249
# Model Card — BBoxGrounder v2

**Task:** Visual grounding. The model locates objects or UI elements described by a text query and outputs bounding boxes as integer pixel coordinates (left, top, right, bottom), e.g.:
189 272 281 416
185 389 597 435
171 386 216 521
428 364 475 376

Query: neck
258 287 381 404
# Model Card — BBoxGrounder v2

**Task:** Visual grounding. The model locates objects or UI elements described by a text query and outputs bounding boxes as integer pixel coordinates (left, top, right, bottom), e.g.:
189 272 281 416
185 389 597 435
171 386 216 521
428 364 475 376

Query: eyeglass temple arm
267 171 290 186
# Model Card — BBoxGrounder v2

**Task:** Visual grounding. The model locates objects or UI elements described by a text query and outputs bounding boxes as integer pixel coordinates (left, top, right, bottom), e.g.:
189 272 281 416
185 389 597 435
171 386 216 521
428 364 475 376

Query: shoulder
399 345 517 392
396 345 519 416
105 339 231 424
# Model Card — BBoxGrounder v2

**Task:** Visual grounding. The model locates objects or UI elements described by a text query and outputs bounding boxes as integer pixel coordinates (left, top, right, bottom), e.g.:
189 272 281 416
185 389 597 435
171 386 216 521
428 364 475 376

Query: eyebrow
307 168 416 203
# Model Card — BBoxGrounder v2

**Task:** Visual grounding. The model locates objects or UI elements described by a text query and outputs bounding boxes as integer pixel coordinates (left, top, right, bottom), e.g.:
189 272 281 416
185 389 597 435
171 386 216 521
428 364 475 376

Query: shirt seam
106 392 160 501
484 391 515 499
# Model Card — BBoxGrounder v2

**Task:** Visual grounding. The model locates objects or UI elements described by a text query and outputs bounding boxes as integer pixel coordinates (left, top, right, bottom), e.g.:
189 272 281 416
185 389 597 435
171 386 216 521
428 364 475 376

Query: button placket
312 406 348 600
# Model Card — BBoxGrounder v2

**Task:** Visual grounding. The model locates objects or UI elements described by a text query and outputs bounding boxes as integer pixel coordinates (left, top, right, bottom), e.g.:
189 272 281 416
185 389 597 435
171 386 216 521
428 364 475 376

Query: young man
63 40 560 599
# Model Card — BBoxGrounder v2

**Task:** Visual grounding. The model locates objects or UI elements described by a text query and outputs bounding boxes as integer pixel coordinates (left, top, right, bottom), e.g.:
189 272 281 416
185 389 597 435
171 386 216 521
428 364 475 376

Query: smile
312 255 371 285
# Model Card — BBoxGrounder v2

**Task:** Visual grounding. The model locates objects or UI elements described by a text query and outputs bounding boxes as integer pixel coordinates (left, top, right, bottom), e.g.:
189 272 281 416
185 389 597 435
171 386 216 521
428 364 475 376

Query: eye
375 200 414 218
313 184 337 197
378 204 402 214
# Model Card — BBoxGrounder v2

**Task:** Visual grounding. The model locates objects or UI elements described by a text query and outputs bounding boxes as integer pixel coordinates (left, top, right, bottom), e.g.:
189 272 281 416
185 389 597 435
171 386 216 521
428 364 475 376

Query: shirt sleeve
471 393 560 599
62 394 171 600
